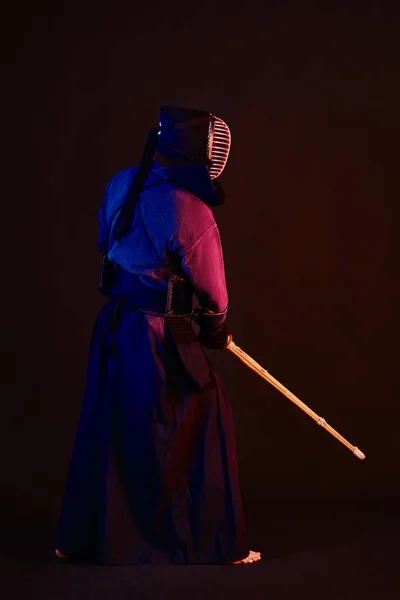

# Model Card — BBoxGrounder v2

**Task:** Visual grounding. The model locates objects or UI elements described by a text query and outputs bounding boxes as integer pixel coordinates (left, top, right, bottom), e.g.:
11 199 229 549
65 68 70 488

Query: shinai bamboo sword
226 336 365 460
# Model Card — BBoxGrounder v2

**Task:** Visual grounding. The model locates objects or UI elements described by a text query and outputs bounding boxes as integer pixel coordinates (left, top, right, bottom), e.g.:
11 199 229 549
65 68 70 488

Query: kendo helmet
156 105 231 179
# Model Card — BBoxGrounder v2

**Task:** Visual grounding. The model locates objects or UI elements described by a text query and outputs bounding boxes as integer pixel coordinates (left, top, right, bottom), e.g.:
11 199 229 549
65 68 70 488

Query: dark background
2 0 399 571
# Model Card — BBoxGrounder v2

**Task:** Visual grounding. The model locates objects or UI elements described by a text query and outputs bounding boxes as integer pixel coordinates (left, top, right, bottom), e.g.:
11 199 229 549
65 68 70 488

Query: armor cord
114 127 159 241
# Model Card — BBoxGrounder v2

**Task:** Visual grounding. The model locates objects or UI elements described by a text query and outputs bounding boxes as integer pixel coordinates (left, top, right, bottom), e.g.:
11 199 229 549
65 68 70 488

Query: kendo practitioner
55 106 261 565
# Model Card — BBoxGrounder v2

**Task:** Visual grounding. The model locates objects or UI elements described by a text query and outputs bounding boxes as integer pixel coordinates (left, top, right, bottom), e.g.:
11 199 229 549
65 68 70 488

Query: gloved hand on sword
190 308 232 350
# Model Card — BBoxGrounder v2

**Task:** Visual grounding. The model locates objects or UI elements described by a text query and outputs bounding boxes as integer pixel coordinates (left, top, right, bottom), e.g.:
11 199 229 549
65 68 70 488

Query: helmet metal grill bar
209 117 231 179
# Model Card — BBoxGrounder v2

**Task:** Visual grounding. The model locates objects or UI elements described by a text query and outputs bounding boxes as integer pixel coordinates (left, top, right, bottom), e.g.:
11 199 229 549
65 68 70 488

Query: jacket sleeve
97 168 138 253
180 222 228 313
97 176 118 253
167 188 229 313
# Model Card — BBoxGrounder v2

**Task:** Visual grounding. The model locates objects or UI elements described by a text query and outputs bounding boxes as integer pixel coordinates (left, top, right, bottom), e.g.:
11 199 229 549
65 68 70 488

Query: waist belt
101 266 193 317
100 266 213 389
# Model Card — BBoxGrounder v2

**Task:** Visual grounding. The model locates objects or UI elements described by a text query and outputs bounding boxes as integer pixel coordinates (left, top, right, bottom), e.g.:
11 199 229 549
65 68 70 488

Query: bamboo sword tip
353 447 365 460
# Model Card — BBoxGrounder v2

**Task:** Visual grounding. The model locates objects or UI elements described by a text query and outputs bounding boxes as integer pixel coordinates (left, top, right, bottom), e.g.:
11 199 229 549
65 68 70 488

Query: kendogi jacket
97 160 228 314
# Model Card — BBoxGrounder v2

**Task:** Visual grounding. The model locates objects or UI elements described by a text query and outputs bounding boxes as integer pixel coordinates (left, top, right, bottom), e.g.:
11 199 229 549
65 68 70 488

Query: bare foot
230 550 261 564
55 549 68 559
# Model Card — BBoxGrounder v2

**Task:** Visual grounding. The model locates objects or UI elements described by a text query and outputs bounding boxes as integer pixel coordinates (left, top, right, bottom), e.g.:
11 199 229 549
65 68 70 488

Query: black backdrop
2 0 399 553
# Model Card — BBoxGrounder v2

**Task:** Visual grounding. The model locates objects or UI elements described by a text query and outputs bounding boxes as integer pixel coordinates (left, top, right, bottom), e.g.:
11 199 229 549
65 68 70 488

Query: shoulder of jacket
105 167 138 196
167 184 213 214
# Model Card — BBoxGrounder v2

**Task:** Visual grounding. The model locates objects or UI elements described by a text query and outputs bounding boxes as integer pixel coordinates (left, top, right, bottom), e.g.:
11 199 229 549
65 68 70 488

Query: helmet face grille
208 117 231 179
